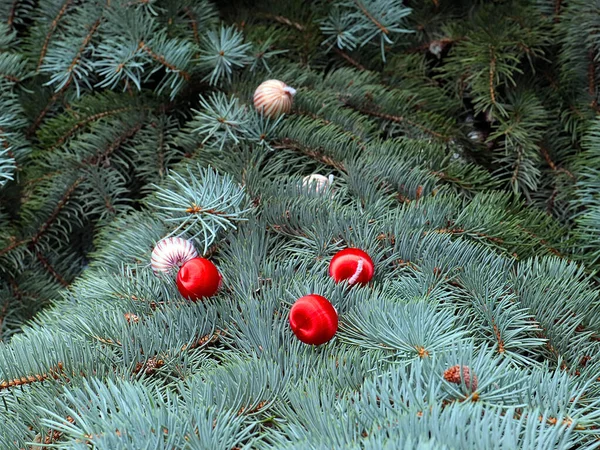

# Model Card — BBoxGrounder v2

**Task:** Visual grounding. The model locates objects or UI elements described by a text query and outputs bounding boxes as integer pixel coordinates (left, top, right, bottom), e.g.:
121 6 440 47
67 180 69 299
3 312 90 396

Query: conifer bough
1 0 600 449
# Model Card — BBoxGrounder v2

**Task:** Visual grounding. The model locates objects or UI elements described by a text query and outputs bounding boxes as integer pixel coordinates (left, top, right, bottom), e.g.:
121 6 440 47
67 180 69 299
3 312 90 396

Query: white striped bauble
151 237 198 274
302 174 334 193
253 80 296 118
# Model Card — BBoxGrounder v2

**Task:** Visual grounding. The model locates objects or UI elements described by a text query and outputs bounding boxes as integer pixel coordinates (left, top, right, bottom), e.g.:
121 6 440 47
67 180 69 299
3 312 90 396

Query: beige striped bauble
253 79 296 118
151 237 198 274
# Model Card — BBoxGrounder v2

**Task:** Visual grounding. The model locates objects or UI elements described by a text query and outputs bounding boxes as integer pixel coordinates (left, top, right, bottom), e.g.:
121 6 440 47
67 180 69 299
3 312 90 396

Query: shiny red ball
289 294 338 345
329 248 374 285
176 257 222 301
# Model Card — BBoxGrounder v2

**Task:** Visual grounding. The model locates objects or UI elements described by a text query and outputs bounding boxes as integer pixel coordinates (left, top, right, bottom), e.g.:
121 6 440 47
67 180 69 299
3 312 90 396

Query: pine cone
443 365 478 391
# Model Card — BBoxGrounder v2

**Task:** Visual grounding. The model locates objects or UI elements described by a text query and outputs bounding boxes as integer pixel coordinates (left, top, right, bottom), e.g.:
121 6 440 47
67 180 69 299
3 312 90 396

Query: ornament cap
283 86 297 96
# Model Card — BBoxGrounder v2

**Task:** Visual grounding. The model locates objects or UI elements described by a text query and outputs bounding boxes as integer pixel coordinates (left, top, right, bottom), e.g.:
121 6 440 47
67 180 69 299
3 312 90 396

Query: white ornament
253 79 296 118
151 237 198 274
302 174 334 193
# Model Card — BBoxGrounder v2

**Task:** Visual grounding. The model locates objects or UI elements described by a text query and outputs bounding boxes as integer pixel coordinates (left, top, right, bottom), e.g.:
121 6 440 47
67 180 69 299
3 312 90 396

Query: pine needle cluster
1 0 600 448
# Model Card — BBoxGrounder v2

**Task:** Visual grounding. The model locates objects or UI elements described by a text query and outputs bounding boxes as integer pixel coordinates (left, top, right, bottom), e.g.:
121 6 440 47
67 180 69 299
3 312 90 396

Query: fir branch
30 176 83 247
489 48 497 105
0 362 64 391
347 102 451 141
37 0 73 71
46 106 134 151
183 7 201 44
0 300 8 335
83 121 144 165
35 250 69 287
0 176 83 257
0 128 17 170
261 13 305 31
139 41 191 81
333 47 366 70
514 224 563 257
539 145 574 179
354 0 388 35
0 72 20 83
26 85 68 138
69 17 102 74
273 138 347 172
39 415 75 448
588 50 598 111
554 0 563 20
6 0 18 27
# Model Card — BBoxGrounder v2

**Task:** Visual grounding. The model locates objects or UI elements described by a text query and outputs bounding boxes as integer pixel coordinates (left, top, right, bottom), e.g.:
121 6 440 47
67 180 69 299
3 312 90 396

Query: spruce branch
198 25 253 85
36 0 73 71
149 164 251 254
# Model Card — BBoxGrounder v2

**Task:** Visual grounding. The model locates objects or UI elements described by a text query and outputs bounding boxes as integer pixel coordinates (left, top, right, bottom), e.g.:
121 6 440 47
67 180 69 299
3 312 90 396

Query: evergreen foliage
0 0 600 448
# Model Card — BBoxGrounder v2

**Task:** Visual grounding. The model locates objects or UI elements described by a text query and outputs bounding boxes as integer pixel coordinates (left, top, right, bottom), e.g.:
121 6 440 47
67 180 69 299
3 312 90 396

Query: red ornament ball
289 294 338 345
176 257 222 301
329 248 374 285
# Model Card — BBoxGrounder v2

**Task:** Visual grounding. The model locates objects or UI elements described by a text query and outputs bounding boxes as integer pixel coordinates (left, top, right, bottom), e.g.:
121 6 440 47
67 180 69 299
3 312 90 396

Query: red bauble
176 257 222 301
289 294 338 345
329 248 374 285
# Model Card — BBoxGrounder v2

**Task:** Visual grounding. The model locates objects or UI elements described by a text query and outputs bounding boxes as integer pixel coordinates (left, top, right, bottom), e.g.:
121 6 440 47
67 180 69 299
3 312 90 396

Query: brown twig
181 330 223 352
83 122 144 165
27 18 101 137
40 416 75 448
0 127 18 170
46 106 134 151
348 102 451 141
139 41 190 81
27 88 68 138
69 19 101 73
492 321 505 353
554 0 563 22
539 145 575 179
0 73 20 83
430 227 505 245
37 0 73 71
514 224 563 257
35 251 69 287
261 13 305 31
333 48 366 70
182 7 200 44
589 50 599 112
489 48 497 104
0 362 65 391
7 0 18 27
272 138 347 172
30 177 84 247
354 0 388 35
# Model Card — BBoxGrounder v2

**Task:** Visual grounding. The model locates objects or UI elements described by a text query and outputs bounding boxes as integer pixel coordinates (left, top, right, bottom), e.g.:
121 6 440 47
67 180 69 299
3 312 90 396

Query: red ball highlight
329 248 374 285
176 257 222 301
289 294 338 345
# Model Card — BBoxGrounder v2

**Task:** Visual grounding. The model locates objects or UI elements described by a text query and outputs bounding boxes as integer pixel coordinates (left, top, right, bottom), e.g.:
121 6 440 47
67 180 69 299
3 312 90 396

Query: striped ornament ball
253 79 296 118
151 237 198 274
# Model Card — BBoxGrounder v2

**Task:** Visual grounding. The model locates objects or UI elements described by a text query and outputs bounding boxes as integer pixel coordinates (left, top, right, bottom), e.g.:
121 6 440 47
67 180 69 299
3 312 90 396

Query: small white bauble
253 80 296 118
302 174 334 193
151 237 198 274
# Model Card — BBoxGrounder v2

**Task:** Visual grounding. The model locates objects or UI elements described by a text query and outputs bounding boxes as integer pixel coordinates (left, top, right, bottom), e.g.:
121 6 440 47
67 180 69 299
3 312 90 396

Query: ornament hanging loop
348 258 364 285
